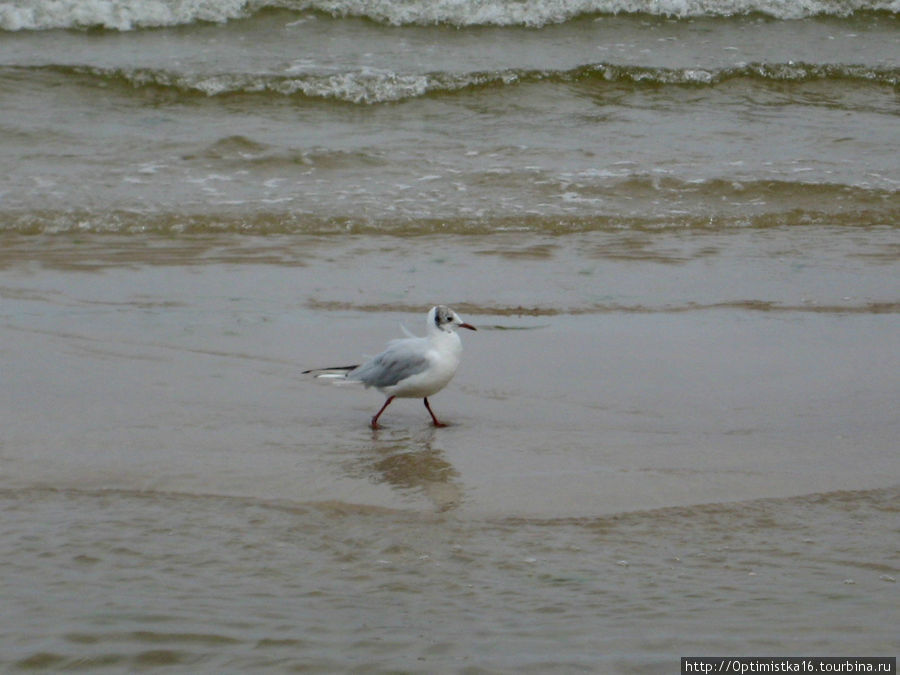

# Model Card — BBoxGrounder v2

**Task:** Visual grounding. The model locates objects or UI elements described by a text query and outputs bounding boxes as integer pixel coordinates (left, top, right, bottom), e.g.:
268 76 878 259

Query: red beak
459 323 477 331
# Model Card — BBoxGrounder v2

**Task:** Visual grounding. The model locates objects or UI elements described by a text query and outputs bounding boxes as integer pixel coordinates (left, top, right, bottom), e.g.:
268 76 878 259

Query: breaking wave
1 0 897 31
10 62 899 105
294 0 900 25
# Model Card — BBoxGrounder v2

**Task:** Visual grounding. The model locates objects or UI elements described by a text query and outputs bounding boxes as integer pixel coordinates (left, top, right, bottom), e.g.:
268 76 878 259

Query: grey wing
348 338 430 389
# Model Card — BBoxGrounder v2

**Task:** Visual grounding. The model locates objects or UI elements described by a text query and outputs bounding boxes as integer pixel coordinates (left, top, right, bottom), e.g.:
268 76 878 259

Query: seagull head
429 305 477 334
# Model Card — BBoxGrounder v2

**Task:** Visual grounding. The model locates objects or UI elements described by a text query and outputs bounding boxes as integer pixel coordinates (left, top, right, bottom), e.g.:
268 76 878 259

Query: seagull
303 305 476 429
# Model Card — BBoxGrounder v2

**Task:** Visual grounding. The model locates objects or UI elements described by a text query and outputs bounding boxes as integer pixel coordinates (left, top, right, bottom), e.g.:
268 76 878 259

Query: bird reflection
348 430 462 512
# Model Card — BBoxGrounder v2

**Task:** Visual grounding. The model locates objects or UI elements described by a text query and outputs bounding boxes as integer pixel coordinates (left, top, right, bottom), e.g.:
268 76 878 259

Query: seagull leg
371 396 395 429
423 398 447 427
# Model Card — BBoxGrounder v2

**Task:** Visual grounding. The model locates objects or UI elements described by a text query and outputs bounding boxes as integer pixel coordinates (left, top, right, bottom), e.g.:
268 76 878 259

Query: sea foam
29 63 899 105
0 0 249 31
1 0 897 31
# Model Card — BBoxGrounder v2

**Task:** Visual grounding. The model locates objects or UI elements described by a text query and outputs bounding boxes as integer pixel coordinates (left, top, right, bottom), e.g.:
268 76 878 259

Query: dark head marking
434 305 452 327
432 305 461 332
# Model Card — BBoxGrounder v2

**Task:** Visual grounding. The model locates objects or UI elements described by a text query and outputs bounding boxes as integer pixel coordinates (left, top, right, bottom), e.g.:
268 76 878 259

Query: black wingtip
302 365 360 374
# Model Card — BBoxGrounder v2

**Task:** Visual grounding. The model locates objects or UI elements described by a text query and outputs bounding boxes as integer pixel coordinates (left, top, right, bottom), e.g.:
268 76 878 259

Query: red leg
371 396 395 429
423 398 447 427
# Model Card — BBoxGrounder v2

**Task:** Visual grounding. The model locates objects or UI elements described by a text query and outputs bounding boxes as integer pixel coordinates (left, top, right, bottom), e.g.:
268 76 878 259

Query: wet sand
2 232 897 515
1 232 898 671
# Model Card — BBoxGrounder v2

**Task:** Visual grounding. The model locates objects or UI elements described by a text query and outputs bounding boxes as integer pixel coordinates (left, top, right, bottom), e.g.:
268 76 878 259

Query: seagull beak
459 322 477 331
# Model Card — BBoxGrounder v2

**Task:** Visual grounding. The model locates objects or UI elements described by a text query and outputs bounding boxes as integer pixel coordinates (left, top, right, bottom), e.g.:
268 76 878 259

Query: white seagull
304 305 477 429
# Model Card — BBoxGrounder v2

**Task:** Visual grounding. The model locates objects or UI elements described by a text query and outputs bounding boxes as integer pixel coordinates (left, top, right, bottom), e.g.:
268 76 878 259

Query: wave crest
1 0 897 31
0 0 251 31
18 62 899 105
299 0 900 25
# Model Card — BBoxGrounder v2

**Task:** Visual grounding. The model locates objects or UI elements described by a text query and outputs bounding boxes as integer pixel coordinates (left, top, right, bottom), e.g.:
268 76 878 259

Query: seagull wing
348 337 430 389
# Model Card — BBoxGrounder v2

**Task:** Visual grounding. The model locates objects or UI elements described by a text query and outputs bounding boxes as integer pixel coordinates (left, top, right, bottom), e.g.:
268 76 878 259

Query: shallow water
2 485 898 672
1 234 898 671
2 0 899 671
